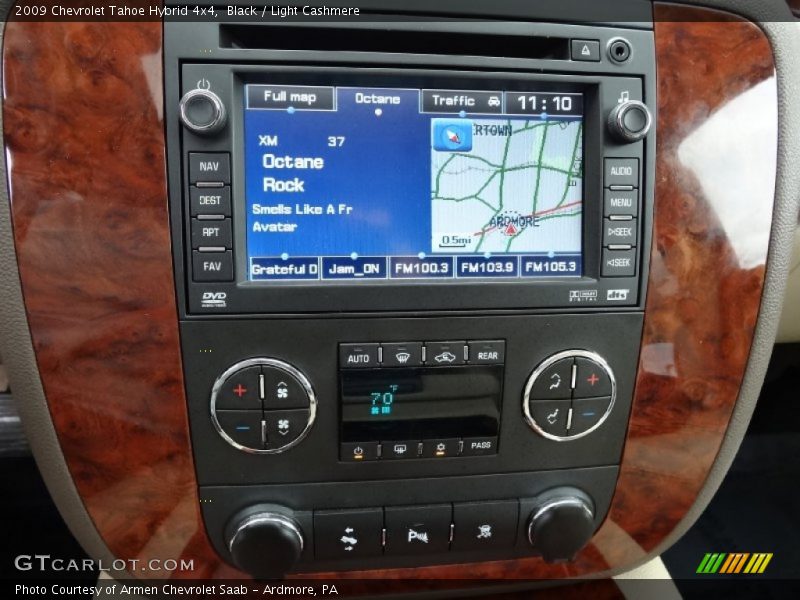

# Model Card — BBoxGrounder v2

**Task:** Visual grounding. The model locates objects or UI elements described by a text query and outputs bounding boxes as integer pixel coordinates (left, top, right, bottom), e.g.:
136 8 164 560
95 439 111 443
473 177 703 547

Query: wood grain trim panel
2 3 776 583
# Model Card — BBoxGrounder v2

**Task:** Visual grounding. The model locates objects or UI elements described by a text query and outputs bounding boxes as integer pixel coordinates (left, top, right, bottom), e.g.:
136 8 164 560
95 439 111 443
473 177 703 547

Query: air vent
219 25 570 60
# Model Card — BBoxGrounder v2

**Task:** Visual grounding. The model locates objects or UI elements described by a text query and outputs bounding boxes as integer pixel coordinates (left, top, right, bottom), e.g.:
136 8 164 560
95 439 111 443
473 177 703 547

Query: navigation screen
243 84 584 282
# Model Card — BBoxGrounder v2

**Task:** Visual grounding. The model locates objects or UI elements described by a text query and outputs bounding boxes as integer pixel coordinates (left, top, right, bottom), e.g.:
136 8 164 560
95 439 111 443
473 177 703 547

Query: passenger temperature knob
607 100 652 143
226 506 304 579
179 88 227 135
527 487 595 562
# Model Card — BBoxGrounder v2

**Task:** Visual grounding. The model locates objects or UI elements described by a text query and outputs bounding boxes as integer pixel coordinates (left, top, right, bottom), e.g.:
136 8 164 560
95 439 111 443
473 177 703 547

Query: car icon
488 96 501 107
434 351 457 363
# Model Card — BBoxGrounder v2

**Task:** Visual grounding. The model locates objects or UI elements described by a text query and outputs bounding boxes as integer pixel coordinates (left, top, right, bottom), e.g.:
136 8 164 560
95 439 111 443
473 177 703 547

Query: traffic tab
421 89 504 114
247 85 335 111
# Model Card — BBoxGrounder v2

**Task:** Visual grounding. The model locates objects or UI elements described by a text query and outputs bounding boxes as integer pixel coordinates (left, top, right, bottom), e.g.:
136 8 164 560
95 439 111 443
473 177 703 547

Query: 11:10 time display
507 93 581 116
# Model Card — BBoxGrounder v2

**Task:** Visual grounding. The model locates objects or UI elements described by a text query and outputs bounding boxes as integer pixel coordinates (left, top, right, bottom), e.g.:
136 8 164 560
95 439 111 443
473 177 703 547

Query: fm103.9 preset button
523 350 616 441
211 358 316 453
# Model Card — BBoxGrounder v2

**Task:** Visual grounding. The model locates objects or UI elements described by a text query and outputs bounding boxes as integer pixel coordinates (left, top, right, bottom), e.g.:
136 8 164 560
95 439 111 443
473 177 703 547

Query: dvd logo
201 292 227 308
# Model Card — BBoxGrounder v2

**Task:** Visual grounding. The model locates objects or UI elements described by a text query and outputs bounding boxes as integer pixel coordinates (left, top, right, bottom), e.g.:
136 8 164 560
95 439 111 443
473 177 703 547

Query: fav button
381 342 423 367
192 250 233 282
570 396 613 435
573 358 613 398
530 358 574 400
530 399 570 437
216 366 262 410
452 500 519 551
314 508 384 559
339 343 380 369
385 504 452 555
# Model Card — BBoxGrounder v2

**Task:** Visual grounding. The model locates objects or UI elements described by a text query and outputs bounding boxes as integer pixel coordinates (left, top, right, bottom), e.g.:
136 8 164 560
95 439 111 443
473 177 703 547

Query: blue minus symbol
581 411 596 417
235 425 251 431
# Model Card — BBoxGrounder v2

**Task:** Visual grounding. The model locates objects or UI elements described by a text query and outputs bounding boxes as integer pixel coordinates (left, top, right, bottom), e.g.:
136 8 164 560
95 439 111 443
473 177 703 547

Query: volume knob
607 100 652 143
179 88 227 135
527 487 595 562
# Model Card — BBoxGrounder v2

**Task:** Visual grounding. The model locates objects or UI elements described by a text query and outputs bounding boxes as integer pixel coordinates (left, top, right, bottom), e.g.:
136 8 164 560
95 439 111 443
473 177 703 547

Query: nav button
339 343 380 369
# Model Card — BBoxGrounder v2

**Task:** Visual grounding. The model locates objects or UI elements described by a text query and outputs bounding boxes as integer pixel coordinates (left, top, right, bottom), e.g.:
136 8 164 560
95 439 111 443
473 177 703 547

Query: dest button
385 504 452 555
314 508 384 559
452 500 519 551
216 366 262 410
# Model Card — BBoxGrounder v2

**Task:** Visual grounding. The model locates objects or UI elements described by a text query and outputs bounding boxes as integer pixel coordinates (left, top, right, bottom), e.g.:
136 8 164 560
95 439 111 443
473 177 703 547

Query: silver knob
608 100 652 143
226 509 304 578
179 88 227 135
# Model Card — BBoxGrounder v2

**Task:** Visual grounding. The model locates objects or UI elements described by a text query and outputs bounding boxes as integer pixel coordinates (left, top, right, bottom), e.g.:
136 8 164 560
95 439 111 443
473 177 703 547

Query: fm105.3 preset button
210 358 316 453
523 350 616 441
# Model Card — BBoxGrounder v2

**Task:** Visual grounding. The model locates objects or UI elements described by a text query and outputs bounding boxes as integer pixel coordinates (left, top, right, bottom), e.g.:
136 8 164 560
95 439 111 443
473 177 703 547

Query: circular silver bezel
210 357 317 454
179 88 227 134
612 100 652 142
227 513 304 554
522 349 616 442
527 497 595 547
606 36 633 64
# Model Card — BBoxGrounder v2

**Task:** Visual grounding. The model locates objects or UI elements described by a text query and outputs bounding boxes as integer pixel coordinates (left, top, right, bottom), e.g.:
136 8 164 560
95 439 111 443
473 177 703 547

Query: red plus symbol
587 373 600 386
233 384 247 398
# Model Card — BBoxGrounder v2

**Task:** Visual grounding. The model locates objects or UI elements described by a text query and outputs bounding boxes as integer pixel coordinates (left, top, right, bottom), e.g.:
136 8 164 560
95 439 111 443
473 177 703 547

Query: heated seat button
385 504 452 555
314 508 384 559
573 358 612 398
261 367 310 410
570 397 612 435
216 366 262 410
263 409 309 448
529 399 570 437
530 358 573 400
215 410 263 449
340 441 379 462
452 500 519 551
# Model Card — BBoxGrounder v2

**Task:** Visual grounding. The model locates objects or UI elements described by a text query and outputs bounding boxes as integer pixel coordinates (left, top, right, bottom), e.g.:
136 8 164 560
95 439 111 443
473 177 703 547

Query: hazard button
571 39 600 62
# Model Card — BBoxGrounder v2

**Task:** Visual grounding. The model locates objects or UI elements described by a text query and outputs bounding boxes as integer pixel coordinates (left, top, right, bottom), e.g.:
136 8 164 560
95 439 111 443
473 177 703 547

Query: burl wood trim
2 3 775 584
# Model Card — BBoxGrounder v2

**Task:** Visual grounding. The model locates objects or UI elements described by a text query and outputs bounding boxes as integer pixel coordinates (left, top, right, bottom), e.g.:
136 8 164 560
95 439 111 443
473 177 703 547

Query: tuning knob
179 88 227 135
225 506 304 579
527 487 595 562
607 100 652 143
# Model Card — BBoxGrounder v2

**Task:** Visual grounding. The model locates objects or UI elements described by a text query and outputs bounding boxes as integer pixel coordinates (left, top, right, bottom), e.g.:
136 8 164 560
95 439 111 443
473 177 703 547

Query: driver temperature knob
225 506 304 579
527 487 595 562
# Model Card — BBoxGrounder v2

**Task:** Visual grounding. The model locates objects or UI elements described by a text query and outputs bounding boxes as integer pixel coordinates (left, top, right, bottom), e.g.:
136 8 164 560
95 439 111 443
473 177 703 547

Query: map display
243 85 584 281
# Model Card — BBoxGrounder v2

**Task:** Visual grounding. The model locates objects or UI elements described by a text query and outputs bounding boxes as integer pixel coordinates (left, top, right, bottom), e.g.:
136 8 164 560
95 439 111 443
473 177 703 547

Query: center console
165 18 655 578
